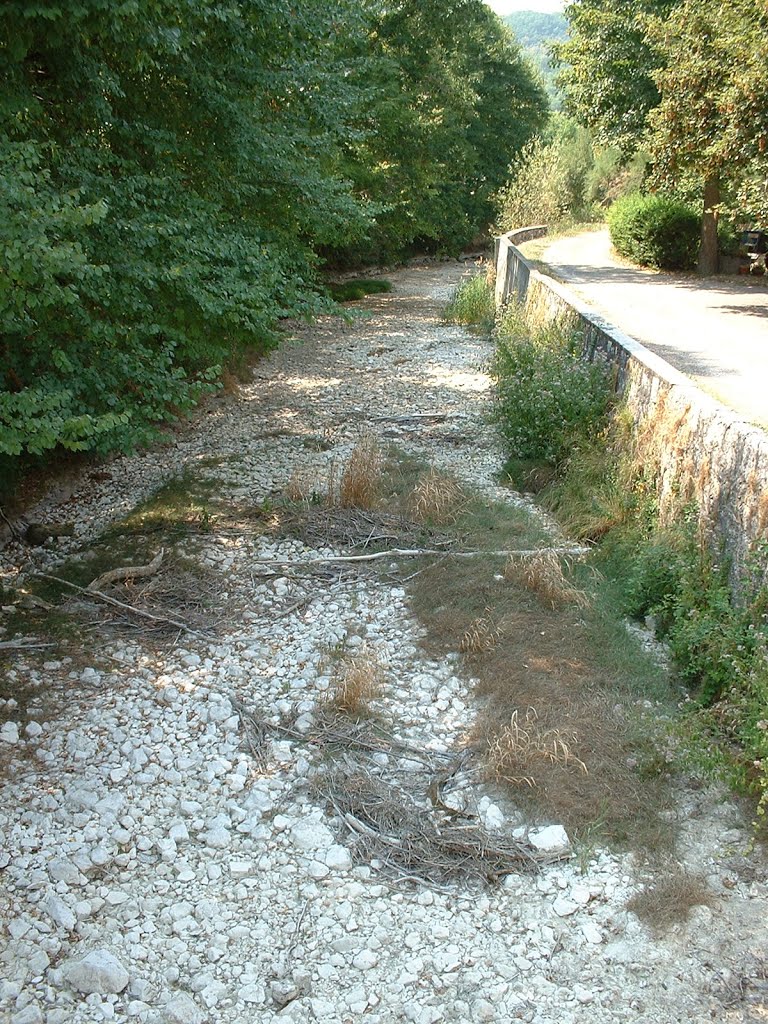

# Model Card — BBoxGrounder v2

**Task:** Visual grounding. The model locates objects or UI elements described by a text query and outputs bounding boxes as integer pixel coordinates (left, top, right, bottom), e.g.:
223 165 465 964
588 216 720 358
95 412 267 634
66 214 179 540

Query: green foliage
585 148 650 209
503 11 568 109
557 0 768 273
537 399 768 815
647 0 768 203
495 119 595 231
554 0 675 155
607 193 701 270
326 279 392 302
332 0 549 263
1 0 548 477
0 0 373 464
443 275 495 331
490 304 613 464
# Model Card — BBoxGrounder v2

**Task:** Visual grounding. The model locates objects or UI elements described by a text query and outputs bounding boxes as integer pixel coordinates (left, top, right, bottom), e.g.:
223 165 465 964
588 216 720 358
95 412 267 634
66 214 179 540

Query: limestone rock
65 949 130 994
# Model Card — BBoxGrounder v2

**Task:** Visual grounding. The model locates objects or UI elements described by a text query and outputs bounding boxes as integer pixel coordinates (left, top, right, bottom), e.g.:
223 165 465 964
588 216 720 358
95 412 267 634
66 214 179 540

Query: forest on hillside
503 11 567 106
0 0 547 482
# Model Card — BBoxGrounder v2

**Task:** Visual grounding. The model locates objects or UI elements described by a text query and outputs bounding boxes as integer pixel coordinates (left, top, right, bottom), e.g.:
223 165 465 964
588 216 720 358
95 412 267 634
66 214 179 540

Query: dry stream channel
1 261 767 1024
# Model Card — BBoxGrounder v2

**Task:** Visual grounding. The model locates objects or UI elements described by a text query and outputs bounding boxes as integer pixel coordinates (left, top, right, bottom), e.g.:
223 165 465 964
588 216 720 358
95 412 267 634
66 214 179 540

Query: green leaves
1 0 547 467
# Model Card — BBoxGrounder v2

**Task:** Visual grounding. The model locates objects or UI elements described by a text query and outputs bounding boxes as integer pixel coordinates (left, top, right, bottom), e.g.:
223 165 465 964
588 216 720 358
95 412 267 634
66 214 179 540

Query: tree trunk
698 176 720 276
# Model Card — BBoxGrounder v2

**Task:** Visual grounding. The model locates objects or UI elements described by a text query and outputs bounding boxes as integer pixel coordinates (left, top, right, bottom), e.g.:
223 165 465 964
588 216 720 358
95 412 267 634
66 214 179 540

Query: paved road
522 228 768 428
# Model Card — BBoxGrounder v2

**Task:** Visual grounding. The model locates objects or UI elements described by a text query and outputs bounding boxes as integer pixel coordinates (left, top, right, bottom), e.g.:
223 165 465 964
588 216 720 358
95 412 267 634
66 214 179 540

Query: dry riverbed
0 260 767 1024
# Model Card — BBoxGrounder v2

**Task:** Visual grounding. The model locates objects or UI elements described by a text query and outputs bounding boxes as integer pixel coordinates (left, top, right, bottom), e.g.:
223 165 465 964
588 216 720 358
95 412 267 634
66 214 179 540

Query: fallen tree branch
0 640 56 650
87 548 164 592
251 546 590 567
35 572 208 638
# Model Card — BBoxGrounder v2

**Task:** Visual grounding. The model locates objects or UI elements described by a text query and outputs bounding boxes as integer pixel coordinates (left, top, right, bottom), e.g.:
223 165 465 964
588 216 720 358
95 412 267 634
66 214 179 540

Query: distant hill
503 11 568 109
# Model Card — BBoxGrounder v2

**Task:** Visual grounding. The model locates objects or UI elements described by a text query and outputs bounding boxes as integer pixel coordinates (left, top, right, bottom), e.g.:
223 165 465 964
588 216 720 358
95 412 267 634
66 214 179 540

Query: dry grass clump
460 613 503 654
323 650 384 716
284 467 319 503
484 708 587 788
409 469 467 525
504 550 589 610
338 434 382 509
627 865 713 934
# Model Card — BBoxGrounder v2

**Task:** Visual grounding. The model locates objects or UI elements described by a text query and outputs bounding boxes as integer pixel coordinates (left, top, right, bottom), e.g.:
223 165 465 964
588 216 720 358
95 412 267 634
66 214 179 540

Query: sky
484 0 565 14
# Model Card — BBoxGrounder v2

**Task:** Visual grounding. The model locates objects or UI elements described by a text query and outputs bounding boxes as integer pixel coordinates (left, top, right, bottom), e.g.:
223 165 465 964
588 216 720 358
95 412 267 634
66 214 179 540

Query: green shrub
490 305 613 465
608 193 701 270
444 275 495 331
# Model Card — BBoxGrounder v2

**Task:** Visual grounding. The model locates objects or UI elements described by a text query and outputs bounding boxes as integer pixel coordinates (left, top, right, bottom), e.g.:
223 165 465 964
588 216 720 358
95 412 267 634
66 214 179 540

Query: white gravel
1 261 766 1024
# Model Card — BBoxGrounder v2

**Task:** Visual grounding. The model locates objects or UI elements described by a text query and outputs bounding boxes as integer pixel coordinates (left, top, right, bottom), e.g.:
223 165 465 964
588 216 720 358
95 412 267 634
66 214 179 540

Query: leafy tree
556 0 768 275
503 11 567 108
0 0 372 459
553 0 675 155
0 0 548 478
647 0 768 273
332 0 548 261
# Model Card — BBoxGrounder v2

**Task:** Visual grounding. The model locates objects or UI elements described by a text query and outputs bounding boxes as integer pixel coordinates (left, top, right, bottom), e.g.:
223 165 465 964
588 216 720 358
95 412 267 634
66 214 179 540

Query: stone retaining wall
494 229 768 583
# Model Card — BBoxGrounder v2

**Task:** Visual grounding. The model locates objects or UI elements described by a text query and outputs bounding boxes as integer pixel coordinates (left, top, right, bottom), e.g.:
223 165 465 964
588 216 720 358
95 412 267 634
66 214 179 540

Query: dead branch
35 572 209 638
250 546 590 567
87 549 164 592
0 639 56 650
371 413 468 423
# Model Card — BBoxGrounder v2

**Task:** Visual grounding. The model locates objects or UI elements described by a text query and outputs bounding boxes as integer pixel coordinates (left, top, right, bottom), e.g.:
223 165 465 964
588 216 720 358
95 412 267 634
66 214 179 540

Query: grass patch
391 452 678 850
338 434 382 510
627 865 713 934
112 468 224 541
491 298 768 829
326 278 392 303
443 273 495 332
322 649 385 718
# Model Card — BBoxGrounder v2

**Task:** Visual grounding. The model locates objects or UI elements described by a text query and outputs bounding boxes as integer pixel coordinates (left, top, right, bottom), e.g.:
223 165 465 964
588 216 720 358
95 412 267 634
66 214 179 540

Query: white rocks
12 1006 43 1024
290 819 335 852
64 949 130 994
46 895 77 932
203 825 231 849
229 860 254 879
581 922 603 944
352 950 379 971
325 845 352 871
163 992 204 1024
48 858 83 886
528 825 571 855
479 801 504 830
1 721 19 744
552 896 579 918
0 262 758 1024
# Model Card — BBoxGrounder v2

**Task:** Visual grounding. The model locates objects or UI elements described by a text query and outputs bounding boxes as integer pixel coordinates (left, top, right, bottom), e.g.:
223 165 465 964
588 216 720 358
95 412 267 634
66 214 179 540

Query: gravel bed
0 261 766 1024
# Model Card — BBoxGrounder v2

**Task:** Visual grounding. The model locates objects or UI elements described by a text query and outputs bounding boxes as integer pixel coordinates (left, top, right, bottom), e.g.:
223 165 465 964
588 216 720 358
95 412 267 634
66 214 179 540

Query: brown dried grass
409 470 467 525
504 550 589 610
627 865 713 934
460 613 503 654
323 650 384 716
484 708 587 788
284 467 318 503
338 435 382 510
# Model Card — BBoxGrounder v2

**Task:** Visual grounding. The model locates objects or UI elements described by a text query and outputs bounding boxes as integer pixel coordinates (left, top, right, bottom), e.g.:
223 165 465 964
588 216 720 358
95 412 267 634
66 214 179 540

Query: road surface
522 229 768 428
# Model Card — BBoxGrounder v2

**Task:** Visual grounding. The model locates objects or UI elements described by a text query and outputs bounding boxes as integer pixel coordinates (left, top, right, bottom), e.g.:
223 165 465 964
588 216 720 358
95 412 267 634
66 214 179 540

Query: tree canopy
0 0 547 473
555 0 768 272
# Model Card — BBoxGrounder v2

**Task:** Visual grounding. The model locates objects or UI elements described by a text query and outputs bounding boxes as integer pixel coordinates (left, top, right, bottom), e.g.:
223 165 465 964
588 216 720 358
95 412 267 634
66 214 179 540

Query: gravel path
1 261 767 1024
525 229 768 429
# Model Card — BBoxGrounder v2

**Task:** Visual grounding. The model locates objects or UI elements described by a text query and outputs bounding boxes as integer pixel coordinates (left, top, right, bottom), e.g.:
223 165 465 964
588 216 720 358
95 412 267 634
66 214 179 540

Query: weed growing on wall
490 303 613 466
